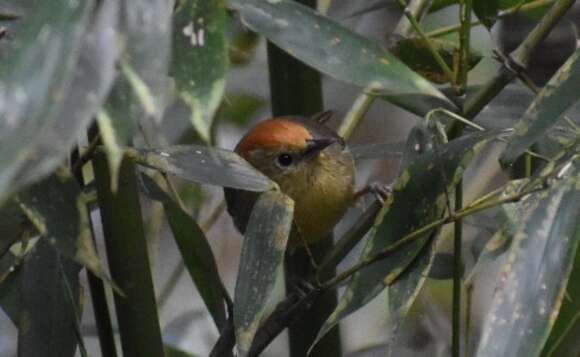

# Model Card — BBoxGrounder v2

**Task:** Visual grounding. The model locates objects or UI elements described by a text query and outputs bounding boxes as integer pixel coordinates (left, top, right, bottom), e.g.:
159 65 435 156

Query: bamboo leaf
0 256 21 326
0 201 27 258
314 130 499 345
0 0 118 203
17 240 82 357
172 0 228 142
131 145 276 191
541 220 580 356
229 0 454 116
501 48 580 166
16 170 113 288
120 0 172 121
99 0 172 185
234 191 294 356
473 0 500 29
138 173 229 330
385 235 437 354
476 164 580 357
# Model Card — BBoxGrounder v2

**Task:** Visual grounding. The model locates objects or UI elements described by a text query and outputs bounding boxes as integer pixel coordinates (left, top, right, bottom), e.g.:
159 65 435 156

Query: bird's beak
302 138 337 160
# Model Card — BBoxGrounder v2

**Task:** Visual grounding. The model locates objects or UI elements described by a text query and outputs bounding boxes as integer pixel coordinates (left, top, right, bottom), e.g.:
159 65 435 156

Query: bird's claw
354 182 392 205
368 182 392 204
291 279 318 298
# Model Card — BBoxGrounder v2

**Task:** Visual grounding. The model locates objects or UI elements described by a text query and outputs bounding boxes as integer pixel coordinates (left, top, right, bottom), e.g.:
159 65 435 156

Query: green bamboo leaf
120 0 172 121
473 0 500 29
541 221 580 357
476 164 580 357
138 173 229 330
467 225 514 283
17 239 82 357
391 37 482 84
166 203 229 329
171 0 228 142
314 130 499 345
385 235 437 354
0 253 20 325
376 120 444 353
0 0 118 204
501 48 580 166
229 0 454 116
234 191 294 356
98 0 172 186
16 170 113 288
0 201 27 258
131 145 276 191
466 191 522 282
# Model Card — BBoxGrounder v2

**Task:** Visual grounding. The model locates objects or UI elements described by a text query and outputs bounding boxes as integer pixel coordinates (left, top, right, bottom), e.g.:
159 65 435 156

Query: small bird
224 112 355 248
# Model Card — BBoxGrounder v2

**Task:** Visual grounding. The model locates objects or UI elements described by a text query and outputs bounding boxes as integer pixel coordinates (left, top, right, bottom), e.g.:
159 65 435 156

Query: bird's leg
353 182 392 205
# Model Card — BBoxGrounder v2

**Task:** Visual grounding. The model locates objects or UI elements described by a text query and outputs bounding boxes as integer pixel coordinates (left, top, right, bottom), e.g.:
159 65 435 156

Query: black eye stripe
277 153 293 167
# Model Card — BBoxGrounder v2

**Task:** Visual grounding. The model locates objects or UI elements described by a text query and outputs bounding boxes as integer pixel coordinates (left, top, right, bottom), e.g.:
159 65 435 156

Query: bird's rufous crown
236 118 313 156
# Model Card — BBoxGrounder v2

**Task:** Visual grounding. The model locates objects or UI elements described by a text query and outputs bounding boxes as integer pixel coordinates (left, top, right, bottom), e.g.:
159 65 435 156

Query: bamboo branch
460 0 576 124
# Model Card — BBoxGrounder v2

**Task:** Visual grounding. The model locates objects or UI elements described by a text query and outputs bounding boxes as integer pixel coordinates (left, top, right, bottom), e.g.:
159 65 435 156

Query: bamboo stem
93 153 165 357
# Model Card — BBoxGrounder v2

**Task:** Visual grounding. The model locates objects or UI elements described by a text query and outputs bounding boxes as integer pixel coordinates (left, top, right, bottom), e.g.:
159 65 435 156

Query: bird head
234 115 344 186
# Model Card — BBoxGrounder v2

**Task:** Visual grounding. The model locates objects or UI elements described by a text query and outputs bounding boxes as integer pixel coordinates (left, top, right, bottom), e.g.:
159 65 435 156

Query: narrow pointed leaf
541 214 580 357
121 0 172 121
131 145 276 191
0 201 27 257
234 191 294 356
99 0 172 183
379 121 448 352
386 235 437 354
16 170 111 285
315 130 498 343
0 253 21 325
229 0 454 115
172 0 227 142
476 165 580 357
17 240 82 357
0 0 118 203
473 0 499 29
138 173 229 330
501 48 580 166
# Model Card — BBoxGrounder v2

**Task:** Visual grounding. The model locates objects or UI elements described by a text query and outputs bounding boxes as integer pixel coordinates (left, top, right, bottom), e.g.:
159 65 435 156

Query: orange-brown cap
236 118 313 156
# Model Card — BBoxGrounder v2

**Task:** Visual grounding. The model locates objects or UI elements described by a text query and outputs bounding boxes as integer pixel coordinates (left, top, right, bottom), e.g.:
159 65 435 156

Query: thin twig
452 1 472 354
338 87 379 140
427 0 557 38
427 21 481 38
463 0 576 121
396 0 456 86
320 178 550 290
392 0 435 38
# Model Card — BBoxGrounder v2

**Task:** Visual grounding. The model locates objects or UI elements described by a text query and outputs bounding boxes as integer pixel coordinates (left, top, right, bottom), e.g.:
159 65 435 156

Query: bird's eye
276 153 293 167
